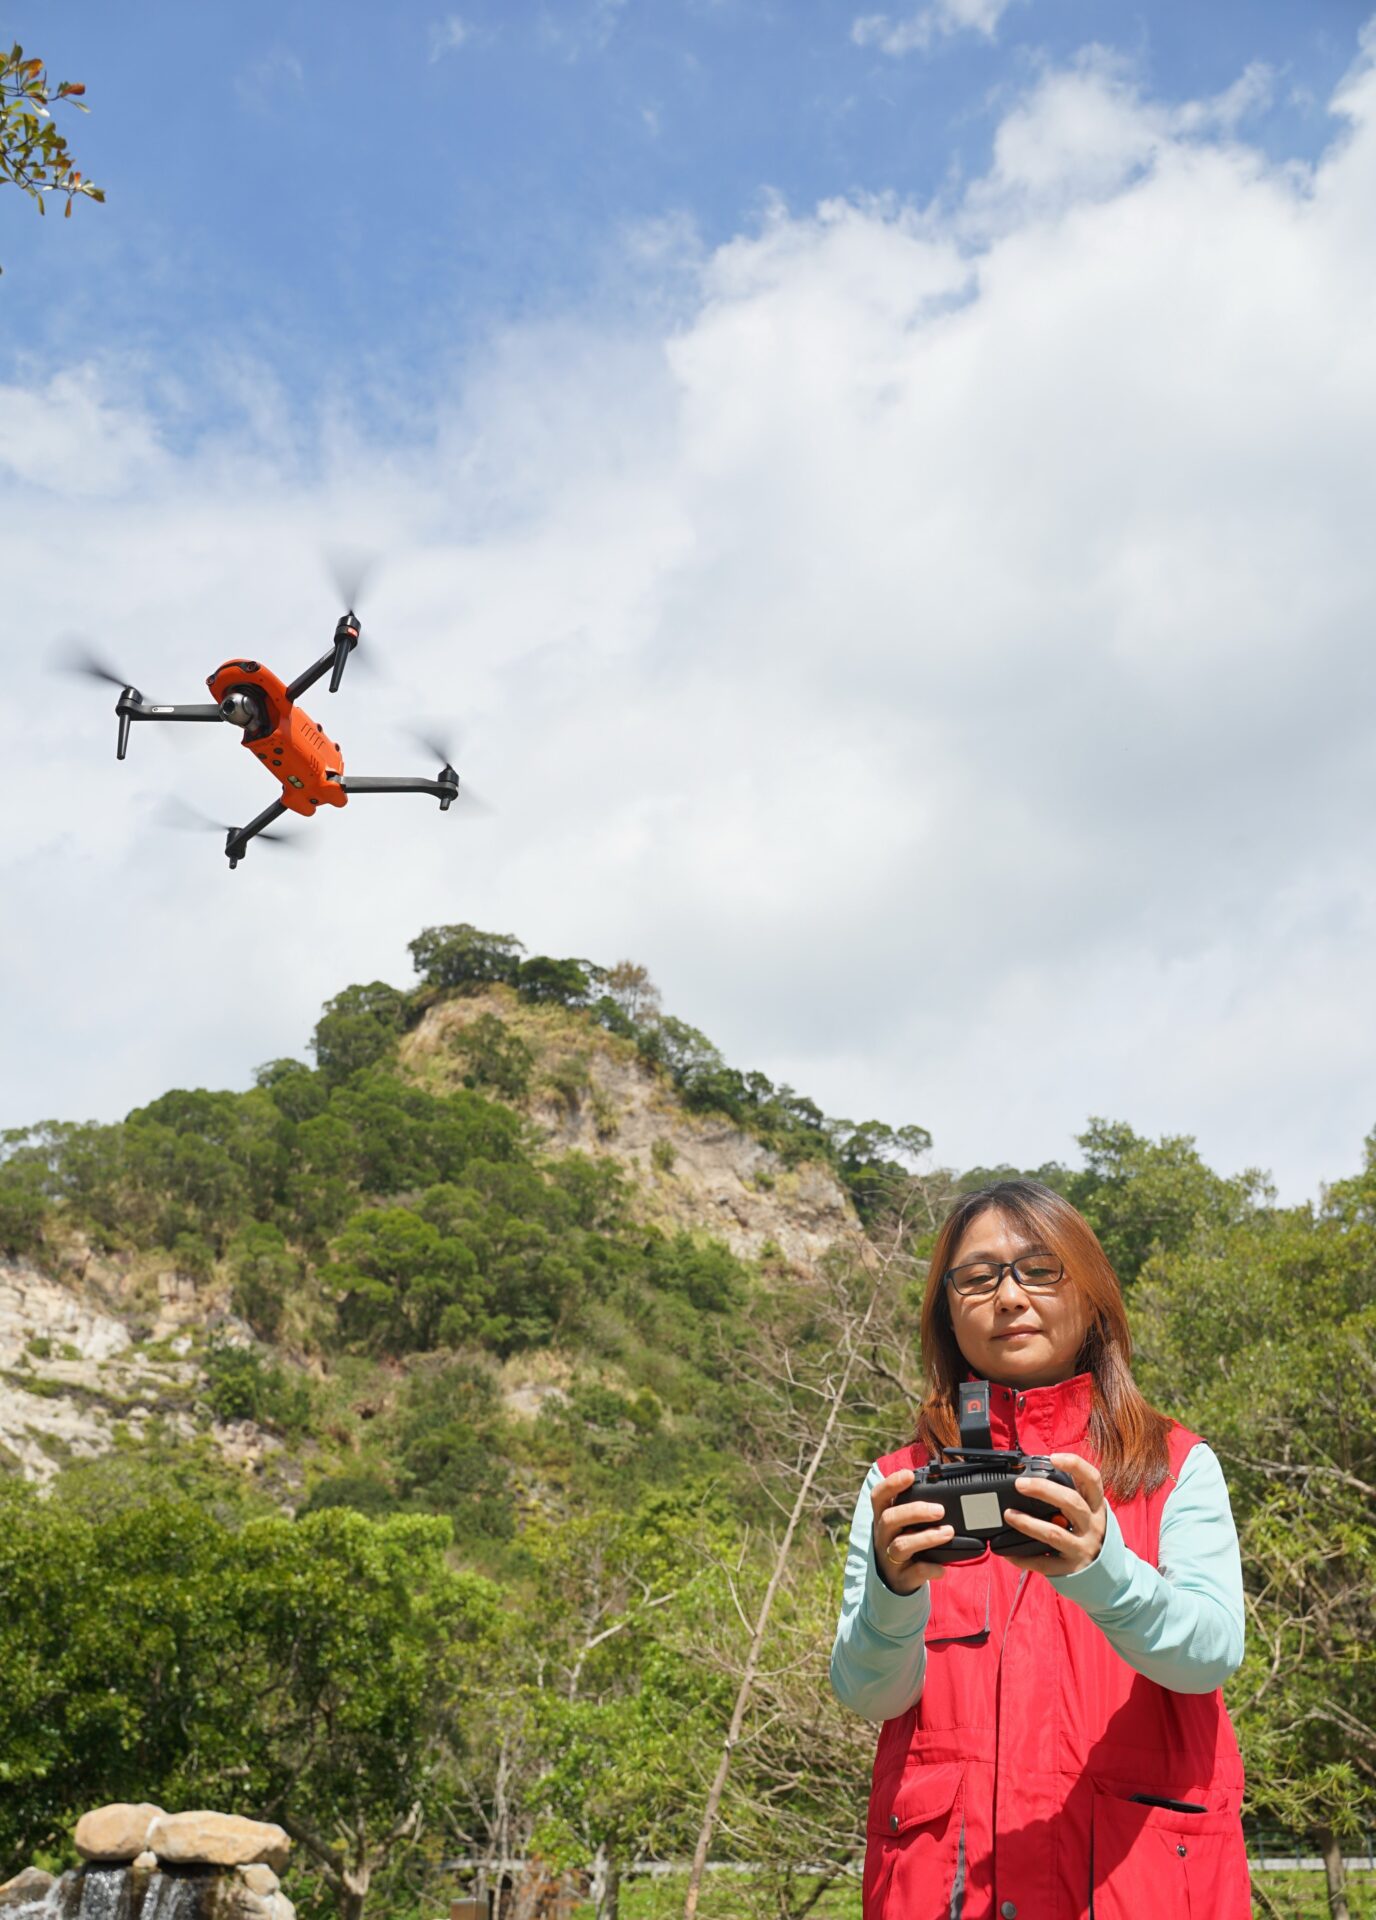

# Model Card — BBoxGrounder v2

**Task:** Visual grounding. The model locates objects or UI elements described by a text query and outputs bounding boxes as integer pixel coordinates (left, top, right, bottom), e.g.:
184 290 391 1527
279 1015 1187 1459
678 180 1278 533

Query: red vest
864 1373 1249 1920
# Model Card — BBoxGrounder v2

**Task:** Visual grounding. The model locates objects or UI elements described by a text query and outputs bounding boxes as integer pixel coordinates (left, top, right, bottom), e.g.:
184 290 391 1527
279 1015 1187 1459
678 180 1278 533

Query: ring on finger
885 1542 904 1564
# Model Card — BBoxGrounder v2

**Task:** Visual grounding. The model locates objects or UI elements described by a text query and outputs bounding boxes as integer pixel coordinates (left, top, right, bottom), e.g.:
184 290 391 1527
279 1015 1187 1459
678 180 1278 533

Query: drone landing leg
226 798 289 869
285 616 359 701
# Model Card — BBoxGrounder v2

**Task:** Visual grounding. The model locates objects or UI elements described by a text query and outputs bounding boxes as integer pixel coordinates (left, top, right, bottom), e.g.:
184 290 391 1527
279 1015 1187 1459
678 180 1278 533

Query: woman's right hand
871 1468 955 1594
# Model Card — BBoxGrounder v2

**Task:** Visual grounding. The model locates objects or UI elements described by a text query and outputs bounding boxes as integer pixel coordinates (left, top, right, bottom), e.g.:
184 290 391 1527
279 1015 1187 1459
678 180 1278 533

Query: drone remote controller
908 1380 1077 1563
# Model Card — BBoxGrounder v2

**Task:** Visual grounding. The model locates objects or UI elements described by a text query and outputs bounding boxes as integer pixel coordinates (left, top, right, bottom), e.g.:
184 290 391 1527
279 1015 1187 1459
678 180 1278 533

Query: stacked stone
0 1804 296 1918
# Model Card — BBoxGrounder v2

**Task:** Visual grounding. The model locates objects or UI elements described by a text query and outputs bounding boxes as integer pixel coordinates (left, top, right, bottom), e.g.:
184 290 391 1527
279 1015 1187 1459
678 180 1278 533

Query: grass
1251 1869 1376 1919
542 1867 1376 1920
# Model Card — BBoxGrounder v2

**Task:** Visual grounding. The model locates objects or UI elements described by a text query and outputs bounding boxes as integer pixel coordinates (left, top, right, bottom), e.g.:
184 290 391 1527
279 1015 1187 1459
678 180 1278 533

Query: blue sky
4 0 1364 411
5 2 1376 1199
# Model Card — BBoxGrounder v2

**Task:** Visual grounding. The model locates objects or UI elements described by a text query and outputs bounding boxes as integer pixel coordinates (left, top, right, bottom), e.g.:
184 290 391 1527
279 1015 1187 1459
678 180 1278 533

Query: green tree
312 982 409 1084
1 44 103 272
255 1056 328 1124
0 1489 219 1870
228 1220 299 1338
0 1131 46 1255
408 924 525 990
1132 1179 1376 1920
1063 1117 1271 1284
643 1015 724 1092
447 1500 709 1920
0 1490 499 1920
833 1118 935 1221
516 956 593 1006
391 1360 514 1544
330 1204 483 1352
229 1509 499 1920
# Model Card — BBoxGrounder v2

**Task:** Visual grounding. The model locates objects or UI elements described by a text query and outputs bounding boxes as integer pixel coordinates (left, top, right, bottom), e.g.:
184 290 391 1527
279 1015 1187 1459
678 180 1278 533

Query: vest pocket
864 1761 966 1920
924 1565 991 1647
1089 1786 1248 1920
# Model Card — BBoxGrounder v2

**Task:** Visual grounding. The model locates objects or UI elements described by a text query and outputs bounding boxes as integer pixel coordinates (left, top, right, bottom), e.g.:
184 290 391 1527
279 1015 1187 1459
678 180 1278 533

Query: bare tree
680 1200 927 1919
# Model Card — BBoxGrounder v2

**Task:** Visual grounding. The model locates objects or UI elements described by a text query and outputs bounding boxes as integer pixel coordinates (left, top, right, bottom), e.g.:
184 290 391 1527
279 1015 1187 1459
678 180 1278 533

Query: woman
831 1180 1249 1920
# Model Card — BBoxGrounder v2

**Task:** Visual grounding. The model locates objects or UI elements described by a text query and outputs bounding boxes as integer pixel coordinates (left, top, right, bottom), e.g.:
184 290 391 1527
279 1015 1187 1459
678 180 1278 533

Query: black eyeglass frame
943 1255 1066 1298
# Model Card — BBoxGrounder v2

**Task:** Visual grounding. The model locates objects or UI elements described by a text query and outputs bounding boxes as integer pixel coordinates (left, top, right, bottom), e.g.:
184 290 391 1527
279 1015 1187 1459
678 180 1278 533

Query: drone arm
343 771 460 812
114 690 224 760
286 616 359 701
225 798 289 870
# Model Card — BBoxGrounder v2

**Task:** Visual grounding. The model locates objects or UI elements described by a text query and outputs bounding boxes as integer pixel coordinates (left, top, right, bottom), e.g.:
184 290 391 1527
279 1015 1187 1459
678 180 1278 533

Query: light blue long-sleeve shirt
830 1442 1245 1724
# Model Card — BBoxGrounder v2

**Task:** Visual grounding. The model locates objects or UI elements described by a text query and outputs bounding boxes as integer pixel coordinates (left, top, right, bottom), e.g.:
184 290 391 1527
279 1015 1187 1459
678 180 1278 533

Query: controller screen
960 1491 1003 1530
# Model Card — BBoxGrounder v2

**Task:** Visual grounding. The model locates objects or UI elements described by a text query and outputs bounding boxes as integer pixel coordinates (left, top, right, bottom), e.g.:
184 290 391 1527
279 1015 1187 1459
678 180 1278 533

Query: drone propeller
405 725 461 768
325 546 378 618
154 796 304 849
323 547 385 686
400 725 492 812
51 634 208 757
50 635 139 692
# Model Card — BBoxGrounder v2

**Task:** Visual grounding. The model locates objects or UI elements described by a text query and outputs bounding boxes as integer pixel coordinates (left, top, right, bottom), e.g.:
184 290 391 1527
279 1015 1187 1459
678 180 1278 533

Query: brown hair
914 1180 1171 1500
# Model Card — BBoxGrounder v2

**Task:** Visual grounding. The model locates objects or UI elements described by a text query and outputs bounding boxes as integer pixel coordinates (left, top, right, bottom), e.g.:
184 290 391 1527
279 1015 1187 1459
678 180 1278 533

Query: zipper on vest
991 1569 1030 1908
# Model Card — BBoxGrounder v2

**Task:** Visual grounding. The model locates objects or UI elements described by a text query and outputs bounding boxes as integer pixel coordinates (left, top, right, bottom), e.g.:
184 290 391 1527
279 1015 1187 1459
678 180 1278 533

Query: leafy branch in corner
1 44 104 271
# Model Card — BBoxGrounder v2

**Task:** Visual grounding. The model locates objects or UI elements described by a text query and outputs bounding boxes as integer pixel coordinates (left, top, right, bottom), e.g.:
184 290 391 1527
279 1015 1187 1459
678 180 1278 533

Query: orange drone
75 608 460 867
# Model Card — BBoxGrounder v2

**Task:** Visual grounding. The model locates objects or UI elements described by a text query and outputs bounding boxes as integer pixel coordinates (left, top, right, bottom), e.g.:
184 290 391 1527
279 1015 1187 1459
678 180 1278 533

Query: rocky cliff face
0 1250 270 1487
0 1257 199 1483
401 988 860 1269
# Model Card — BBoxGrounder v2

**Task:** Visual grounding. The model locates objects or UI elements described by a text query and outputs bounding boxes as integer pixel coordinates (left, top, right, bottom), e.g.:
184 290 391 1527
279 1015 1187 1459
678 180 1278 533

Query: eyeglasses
944 1255 1066 1298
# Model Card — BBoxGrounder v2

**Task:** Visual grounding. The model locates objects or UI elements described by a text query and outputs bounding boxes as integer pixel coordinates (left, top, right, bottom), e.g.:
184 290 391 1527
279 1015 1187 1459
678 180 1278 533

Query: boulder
203 1880 295 1920
75 1801 166 1861
0 1868 55 1908
149 1812 291 1873
238 1865 280 1897
202 1880 274 1920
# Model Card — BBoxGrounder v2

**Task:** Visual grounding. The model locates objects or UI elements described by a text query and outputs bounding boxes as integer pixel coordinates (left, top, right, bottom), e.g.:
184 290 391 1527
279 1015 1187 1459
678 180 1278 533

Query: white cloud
428 15 473 63
959 50 1277 227
0 366 168 497
7 35 1376 1201
852 0 1015 58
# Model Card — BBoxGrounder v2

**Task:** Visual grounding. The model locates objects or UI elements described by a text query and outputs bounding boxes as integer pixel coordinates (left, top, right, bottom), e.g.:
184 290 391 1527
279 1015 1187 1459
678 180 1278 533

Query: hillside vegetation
1 927 1373 1920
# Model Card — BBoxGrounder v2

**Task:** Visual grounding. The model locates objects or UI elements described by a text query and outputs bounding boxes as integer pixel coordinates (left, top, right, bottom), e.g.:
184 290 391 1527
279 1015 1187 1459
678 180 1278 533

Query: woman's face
944 1207 1090 1389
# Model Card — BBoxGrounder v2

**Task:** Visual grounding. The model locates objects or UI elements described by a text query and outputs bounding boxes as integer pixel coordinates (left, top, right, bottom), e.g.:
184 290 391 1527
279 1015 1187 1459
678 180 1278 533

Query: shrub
453 1014 534 1100
202 1341 311 1433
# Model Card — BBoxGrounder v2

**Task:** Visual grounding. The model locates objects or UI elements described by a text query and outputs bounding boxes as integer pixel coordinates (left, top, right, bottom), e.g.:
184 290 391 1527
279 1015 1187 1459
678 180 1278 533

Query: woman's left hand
1001 1452 1107 1577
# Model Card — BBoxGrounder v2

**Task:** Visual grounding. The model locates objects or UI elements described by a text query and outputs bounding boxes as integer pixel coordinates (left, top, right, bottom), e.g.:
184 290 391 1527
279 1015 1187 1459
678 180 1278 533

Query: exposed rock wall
0 1259 200 1484
403 989 861 1270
